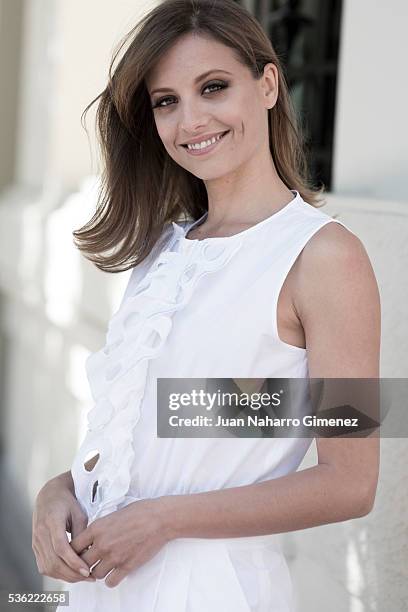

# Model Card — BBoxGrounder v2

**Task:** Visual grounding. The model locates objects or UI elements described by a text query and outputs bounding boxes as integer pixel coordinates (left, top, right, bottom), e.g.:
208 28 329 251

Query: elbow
330 457 380 520
331 471 379 520
351 482 378 518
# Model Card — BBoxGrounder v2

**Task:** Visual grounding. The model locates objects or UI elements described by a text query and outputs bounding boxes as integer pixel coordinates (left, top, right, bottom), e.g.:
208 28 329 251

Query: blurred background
0 0 407 611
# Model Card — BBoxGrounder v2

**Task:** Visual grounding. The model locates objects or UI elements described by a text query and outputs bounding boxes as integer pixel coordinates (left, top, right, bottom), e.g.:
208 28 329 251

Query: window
239 0 343 189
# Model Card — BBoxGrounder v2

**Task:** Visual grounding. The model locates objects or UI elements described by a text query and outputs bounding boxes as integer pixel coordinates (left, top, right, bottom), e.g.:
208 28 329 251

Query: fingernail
79 568 90 577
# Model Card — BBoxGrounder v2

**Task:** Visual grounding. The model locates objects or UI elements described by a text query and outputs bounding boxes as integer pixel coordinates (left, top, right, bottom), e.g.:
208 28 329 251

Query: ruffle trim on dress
71 222 243 523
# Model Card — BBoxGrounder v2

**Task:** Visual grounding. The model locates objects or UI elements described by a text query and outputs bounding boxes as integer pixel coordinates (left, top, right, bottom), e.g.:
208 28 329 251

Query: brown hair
74 0 325 273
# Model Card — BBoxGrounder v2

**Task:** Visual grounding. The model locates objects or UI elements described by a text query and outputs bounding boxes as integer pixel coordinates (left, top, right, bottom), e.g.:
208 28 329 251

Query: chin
187 159 240 181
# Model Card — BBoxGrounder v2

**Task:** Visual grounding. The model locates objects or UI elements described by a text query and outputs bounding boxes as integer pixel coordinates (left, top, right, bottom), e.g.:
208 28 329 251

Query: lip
180 130 229 146
181 130 230 156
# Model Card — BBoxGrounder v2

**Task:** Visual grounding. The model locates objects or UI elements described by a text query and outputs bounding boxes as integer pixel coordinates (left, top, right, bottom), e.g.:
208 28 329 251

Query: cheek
156 124 172 147
240 101 265 144
224 93 258 138
153 115 176 148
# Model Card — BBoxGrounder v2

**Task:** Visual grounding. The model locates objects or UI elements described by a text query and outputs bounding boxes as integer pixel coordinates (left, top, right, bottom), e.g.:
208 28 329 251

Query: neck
202 154 293 232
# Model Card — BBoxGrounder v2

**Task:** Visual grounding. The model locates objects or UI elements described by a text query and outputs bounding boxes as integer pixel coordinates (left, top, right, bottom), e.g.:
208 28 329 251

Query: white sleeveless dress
61 190 351 611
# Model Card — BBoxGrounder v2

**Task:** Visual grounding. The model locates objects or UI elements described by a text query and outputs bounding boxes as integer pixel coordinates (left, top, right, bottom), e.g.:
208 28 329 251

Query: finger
49 556 96 583
50 528 92 578
34 527 95 583
105 567 128 588
70 527 93 555
79 545 103 568
89 559 112 580
70 510 88 540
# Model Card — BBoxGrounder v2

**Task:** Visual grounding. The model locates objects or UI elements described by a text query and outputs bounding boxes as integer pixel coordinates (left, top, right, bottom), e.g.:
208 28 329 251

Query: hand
32 476 96 583
70 497 171 588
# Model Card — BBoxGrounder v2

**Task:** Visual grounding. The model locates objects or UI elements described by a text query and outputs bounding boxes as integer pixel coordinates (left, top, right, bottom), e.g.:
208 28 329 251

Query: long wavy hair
74 0 325 272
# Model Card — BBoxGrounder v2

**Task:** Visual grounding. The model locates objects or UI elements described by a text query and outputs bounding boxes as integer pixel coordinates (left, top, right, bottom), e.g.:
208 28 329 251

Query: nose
178 100 210 135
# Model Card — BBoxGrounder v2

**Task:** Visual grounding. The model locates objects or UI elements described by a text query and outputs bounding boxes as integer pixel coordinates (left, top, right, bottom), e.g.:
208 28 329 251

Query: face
145 33 278 182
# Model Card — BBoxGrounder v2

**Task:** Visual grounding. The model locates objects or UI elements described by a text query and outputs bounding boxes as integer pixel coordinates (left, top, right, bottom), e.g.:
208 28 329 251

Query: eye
151 80 228 110
202 80 228 94
152 96 174 109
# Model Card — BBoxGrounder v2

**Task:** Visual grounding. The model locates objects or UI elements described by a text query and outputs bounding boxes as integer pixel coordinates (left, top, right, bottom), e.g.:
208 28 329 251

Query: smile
182 131 230 156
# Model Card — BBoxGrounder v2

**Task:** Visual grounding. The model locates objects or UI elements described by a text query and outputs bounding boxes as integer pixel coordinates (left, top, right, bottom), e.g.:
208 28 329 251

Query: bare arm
158 224 381 540
51 453 99 496
51 470 75 495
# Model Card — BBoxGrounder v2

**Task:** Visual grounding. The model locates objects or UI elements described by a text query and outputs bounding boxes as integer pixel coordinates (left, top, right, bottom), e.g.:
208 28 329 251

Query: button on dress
60 190 352 611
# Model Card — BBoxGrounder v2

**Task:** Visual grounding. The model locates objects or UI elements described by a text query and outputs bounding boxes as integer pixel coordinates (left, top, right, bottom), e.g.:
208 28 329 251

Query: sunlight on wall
19 200 43 291
67 343 93 449
44 193 85 327
350 597 364 612
43 175 127 328
347 537 365 612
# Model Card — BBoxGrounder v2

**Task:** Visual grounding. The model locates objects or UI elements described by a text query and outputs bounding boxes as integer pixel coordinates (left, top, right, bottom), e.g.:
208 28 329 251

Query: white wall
46 0 160 191
12 0 160 195
333 0 408 200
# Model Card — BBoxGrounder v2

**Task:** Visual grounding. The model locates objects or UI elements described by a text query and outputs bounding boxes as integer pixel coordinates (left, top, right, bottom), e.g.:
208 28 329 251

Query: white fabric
61 190 351 611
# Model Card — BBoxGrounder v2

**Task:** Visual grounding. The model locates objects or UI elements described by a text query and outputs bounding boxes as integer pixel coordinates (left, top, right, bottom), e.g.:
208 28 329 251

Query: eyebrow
149 69 233 96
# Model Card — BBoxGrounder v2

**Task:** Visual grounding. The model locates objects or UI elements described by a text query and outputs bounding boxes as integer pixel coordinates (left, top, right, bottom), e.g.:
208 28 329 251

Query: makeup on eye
151 80 229 109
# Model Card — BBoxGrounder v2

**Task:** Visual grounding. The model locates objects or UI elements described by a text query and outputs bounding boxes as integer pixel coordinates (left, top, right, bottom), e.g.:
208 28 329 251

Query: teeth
186 132 225 150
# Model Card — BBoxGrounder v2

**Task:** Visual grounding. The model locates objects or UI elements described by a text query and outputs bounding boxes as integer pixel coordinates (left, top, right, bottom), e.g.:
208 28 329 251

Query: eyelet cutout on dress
103 337 124 355
87 398 114 431
173 283 185 302
83 450 100 473
181 263 198 284
139 326 162 350
91 480 99 503
123 311 140 329
203 242 226 260
105 362 122 381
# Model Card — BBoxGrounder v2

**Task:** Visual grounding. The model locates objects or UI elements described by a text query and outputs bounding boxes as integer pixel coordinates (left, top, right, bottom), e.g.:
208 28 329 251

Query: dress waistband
166 532 283 551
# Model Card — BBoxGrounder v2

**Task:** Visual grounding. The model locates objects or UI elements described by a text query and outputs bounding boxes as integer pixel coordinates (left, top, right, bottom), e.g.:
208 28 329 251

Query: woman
32 0 381 610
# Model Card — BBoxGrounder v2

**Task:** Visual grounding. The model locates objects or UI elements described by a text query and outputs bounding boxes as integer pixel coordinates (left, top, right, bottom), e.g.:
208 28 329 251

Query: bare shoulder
300 221 367 266
293 221 378 303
